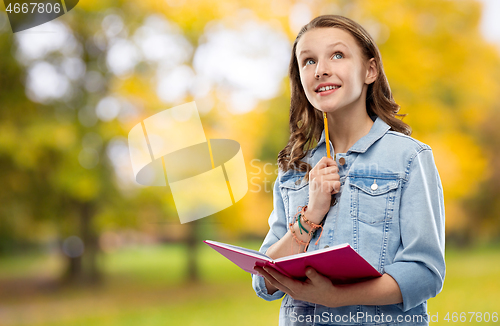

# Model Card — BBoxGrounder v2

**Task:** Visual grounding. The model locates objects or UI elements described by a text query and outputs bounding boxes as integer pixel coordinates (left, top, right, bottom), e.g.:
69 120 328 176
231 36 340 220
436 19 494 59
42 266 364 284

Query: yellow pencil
324 112 338 206
323 112 332 159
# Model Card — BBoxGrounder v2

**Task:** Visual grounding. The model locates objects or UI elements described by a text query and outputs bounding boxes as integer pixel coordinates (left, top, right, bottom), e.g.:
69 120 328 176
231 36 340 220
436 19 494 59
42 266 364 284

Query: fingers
261 266 291 285
305 267 319 279
312 170 340 183
309 156 340 194
309 177 341 193
305 267 330 285
330 181 341 194
315 166 339 175
310 158 339 178
309 167 339 183
312 156 337 171
254 266 295 294
332 181 341 195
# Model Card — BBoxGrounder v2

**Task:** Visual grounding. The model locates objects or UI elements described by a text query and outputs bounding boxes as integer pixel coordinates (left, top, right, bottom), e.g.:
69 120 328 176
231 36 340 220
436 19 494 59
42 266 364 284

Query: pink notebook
204 240 381 284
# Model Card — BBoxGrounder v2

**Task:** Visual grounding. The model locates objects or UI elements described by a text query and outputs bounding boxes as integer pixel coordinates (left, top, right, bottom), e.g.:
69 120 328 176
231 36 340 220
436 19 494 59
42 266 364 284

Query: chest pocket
280 173 309 223
350 175 399 225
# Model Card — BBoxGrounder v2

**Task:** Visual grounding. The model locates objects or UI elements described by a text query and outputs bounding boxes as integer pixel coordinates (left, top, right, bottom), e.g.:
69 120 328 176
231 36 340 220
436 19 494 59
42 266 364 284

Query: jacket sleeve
251 172 288 301
383 147 446 312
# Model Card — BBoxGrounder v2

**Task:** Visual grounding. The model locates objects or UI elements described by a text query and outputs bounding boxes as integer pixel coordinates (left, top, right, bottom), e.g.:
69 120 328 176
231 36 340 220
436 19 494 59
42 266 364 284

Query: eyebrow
298 41 349 57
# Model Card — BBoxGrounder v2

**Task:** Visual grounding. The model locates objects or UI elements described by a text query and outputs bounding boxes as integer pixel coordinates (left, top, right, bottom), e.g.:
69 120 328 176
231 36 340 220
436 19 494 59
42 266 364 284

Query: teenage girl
252 15 445 326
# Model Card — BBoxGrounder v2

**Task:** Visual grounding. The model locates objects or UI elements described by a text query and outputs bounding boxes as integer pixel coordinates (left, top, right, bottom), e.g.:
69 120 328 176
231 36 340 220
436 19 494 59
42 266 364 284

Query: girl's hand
254 265 403 308
254 265 339 307
307 157 340 223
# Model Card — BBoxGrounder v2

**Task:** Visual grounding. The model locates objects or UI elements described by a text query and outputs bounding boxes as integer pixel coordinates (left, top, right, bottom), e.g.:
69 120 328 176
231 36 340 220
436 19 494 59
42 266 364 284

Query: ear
365 58 377 85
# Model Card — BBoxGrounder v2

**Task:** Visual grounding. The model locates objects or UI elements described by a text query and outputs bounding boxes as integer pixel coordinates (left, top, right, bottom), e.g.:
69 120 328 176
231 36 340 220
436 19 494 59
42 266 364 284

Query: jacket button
324 245 329 248
339 157 346 165
295 179 301 185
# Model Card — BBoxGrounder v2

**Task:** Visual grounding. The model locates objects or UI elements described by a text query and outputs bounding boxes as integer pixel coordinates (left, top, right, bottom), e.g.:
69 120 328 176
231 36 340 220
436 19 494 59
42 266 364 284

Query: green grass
0 242 499 325
427 245 500 321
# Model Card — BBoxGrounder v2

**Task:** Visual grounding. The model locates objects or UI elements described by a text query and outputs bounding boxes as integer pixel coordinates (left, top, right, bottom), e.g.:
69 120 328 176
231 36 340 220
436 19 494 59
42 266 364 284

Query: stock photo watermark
288 311 499 324
249 159 384 194
249 159 280 194
3 0 79 33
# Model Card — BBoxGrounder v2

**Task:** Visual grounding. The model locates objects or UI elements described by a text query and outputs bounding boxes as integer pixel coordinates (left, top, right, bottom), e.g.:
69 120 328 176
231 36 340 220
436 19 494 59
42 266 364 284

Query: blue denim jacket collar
310 116 391 157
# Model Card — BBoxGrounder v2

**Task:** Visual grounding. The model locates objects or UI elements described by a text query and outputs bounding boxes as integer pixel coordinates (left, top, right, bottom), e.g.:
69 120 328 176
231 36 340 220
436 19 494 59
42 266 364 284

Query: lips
315 83 341 93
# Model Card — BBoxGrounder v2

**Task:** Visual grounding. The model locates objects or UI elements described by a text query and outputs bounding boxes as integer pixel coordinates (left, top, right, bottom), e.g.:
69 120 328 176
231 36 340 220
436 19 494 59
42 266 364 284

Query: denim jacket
252 117 445 325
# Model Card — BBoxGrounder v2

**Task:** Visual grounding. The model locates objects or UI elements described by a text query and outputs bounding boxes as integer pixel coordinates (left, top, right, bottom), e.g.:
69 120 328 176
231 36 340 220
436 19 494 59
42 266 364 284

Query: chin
315 104 340 113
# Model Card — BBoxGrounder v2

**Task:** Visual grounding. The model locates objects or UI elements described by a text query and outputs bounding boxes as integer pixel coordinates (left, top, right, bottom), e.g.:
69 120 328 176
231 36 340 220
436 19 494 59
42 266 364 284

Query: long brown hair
278 15 411 174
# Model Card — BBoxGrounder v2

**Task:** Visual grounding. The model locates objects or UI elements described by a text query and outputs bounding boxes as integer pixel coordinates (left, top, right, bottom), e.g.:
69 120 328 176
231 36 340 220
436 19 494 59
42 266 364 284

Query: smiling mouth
316 85 340 93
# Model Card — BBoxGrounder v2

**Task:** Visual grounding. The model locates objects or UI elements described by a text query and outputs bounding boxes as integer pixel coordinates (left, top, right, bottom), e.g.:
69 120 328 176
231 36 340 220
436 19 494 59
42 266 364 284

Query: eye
304 59 315 66
332 52 344 60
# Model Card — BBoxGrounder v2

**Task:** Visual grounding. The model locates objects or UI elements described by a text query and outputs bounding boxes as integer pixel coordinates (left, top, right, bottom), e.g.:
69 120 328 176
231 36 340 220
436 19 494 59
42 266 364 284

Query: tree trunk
63 201 101 285
81 201 101 284
185 219 200 283
65 254 83 283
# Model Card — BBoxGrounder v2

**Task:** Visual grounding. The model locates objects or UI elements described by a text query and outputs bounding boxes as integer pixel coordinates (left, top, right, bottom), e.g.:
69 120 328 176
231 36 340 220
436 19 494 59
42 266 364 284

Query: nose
315 60 330 79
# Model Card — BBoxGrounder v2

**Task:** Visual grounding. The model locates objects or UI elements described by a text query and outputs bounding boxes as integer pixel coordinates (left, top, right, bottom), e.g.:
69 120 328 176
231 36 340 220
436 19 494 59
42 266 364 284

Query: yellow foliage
78 0 500 237
421 132 490 230
71 173 101 201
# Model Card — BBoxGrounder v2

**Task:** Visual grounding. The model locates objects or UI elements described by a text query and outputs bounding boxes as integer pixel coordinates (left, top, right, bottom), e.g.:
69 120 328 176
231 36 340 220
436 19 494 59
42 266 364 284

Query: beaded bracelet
299 206 323 228
288 208 311 252
298 205 325 246
289 222 309 247
288 205 325 252
297 216 309 235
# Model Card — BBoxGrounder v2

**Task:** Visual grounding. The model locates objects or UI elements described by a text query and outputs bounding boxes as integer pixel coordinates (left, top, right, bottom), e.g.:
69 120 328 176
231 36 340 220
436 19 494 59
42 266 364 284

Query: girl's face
295 27 376 114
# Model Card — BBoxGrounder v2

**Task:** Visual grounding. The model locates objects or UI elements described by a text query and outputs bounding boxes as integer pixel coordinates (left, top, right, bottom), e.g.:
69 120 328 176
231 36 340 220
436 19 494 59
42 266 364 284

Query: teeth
317 85 339 92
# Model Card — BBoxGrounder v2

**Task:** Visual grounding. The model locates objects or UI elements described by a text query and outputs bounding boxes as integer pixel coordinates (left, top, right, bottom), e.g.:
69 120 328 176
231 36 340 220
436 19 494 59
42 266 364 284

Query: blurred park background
1 0 500 325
